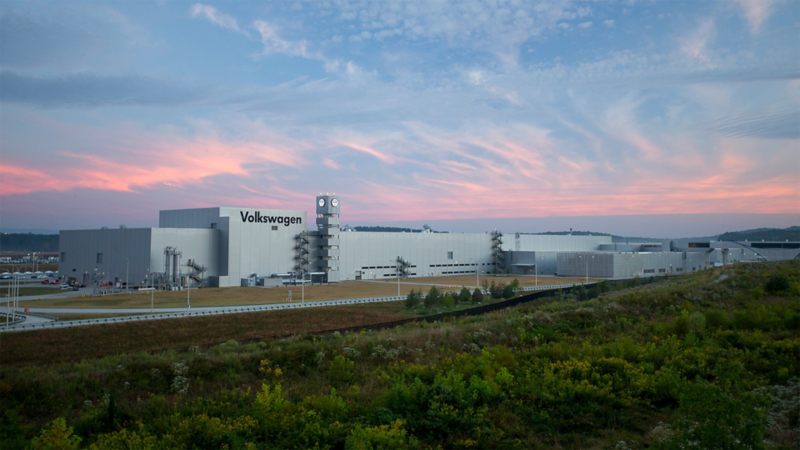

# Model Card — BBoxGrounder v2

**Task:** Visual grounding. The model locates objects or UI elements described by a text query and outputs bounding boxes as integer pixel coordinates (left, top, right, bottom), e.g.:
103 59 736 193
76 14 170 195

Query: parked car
60 284 70 289
42 279 51 284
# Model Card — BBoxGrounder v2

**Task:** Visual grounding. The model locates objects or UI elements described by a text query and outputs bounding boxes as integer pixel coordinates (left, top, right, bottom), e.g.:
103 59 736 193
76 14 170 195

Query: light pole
579 254 594 284
187 274 191 312
125 257 129 294
394 257 400 297
301 271 305 303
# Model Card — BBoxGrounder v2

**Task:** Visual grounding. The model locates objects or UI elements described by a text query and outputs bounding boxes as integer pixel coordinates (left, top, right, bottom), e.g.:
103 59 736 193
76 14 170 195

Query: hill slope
1 261 798 449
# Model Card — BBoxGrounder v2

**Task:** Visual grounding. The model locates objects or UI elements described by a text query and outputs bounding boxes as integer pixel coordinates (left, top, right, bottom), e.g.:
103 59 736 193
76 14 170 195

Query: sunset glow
0 1 798 234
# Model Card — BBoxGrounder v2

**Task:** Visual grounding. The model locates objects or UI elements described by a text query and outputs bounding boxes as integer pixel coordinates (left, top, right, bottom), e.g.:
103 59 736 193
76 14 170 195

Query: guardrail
0 312 25 327
0 281 630 333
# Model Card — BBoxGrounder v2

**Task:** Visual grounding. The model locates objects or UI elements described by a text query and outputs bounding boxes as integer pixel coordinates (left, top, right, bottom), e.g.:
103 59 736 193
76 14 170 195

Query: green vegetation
0 286 61 298
719 226 800 242
1 262 798 449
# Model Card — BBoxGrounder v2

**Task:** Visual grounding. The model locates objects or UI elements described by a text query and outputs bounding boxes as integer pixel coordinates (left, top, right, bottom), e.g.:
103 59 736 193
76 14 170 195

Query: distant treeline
523 231 663 242
719 226 800 242
0 233 59 252
352 226 419 233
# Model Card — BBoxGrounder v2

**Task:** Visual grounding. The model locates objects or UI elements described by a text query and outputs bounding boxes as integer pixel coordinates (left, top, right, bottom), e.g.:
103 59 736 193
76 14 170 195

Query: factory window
97 253 103 264
210 223 217 229
659 268 666 273
447 251 453 260
61 252 66 262
272 226 278 231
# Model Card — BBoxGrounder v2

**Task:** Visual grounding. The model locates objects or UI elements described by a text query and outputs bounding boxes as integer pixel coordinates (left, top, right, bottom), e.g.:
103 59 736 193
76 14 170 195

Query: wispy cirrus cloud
733 0 778 34
190 3 241 32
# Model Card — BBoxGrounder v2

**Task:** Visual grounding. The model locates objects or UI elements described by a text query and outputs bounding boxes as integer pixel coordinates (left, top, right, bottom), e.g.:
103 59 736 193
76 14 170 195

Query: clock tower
315 195 340 283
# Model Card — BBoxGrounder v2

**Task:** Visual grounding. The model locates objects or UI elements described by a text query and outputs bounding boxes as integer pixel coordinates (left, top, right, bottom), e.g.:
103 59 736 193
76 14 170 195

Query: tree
472 287 483 303
404 289 420 309
442 294 454 308
425 286 440 308
491 282 503 299
458 287 471 305
502 284 515 299
509 278 520 290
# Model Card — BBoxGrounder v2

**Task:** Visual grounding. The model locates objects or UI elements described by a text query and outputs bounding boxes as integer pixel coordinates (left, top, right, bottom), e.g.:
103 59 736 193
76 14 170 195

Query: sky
0 0 798 237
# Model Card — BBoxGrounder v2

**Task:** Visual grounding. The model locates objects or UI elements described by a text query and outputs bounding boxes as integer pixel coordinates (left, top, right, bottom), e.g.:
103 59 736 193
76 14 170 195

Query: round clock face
331 198 339 207
318 198 326 207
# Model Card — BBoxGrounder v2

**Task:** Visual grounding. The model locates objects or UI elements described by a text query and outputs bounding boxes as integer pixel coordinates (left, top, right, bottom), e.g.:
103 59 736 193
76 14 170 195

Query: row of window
361 265 418 270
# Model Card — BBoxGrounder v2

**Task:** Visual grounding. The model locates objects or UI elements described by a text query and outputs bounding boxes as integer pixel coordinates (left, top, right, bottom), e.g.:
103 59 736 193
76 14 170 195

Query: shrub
31 417 81 450
490 283 503 299
472 288 483 303
501 285 515 299
654 381 769 450
441 294 454 308
345 419 418 450
458 287 471 305
424 286 440 309
704 310 729 330
404 290 420 309
765 273 790 294
329 355 355 384
687 311 706 333
752 286 764 301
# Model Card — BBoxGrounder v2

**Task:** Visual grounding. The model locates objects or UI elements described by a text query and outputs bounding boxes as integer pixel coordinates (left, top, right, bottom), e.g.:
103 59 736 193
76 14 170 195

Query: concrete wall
160 207 307 287
557 252 689 279
336 232 495 281
59 228 218 287
505 251 559 275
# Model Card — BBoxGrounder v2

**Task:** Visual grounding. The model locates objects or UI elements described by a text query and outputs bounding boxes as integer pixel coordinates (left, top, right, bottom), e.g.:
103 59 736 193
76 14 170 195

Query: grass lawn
0 286 63 297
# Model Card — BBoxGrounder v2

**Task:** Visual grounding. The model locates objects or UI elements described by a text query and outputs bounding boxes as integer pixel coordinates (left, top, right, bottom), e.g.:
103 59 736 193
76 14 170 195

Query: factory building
58 195 799 289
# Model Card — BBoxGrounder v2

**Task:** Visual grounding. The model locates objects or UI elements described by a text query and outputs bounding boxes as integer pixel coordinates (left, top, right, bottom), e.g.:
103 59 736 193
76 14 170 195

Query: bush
404 290 420 309
345 420 418 450
490 282 503 299
501 285 515 299
765 273 790 294
752 286 764 301
472 288 483 303
329 355 355 384
654 381 769 450
31 417 81 450
704 310 729 330
687 311 706 333
424 286 440 309
441 294 454 308
458 287 471 305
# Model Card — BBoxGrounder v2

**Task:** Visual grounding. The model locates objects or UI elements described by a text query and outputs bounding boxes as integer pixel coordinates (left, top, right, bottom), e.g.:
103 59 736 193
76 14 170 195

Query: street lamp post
125 257 129 294
395 257 400 297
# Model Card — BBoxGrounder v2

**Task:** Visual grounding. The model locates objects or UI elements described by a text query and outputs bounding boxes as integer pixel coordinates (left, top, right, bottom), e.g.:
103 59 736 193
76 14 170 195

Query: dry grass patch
0 301 411 367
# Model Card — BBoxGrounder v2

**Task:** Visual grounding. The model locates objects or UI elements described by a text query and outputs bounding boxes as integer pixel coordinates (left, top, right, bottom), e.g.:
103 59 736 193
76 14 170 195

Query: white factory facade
58 195 798 289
